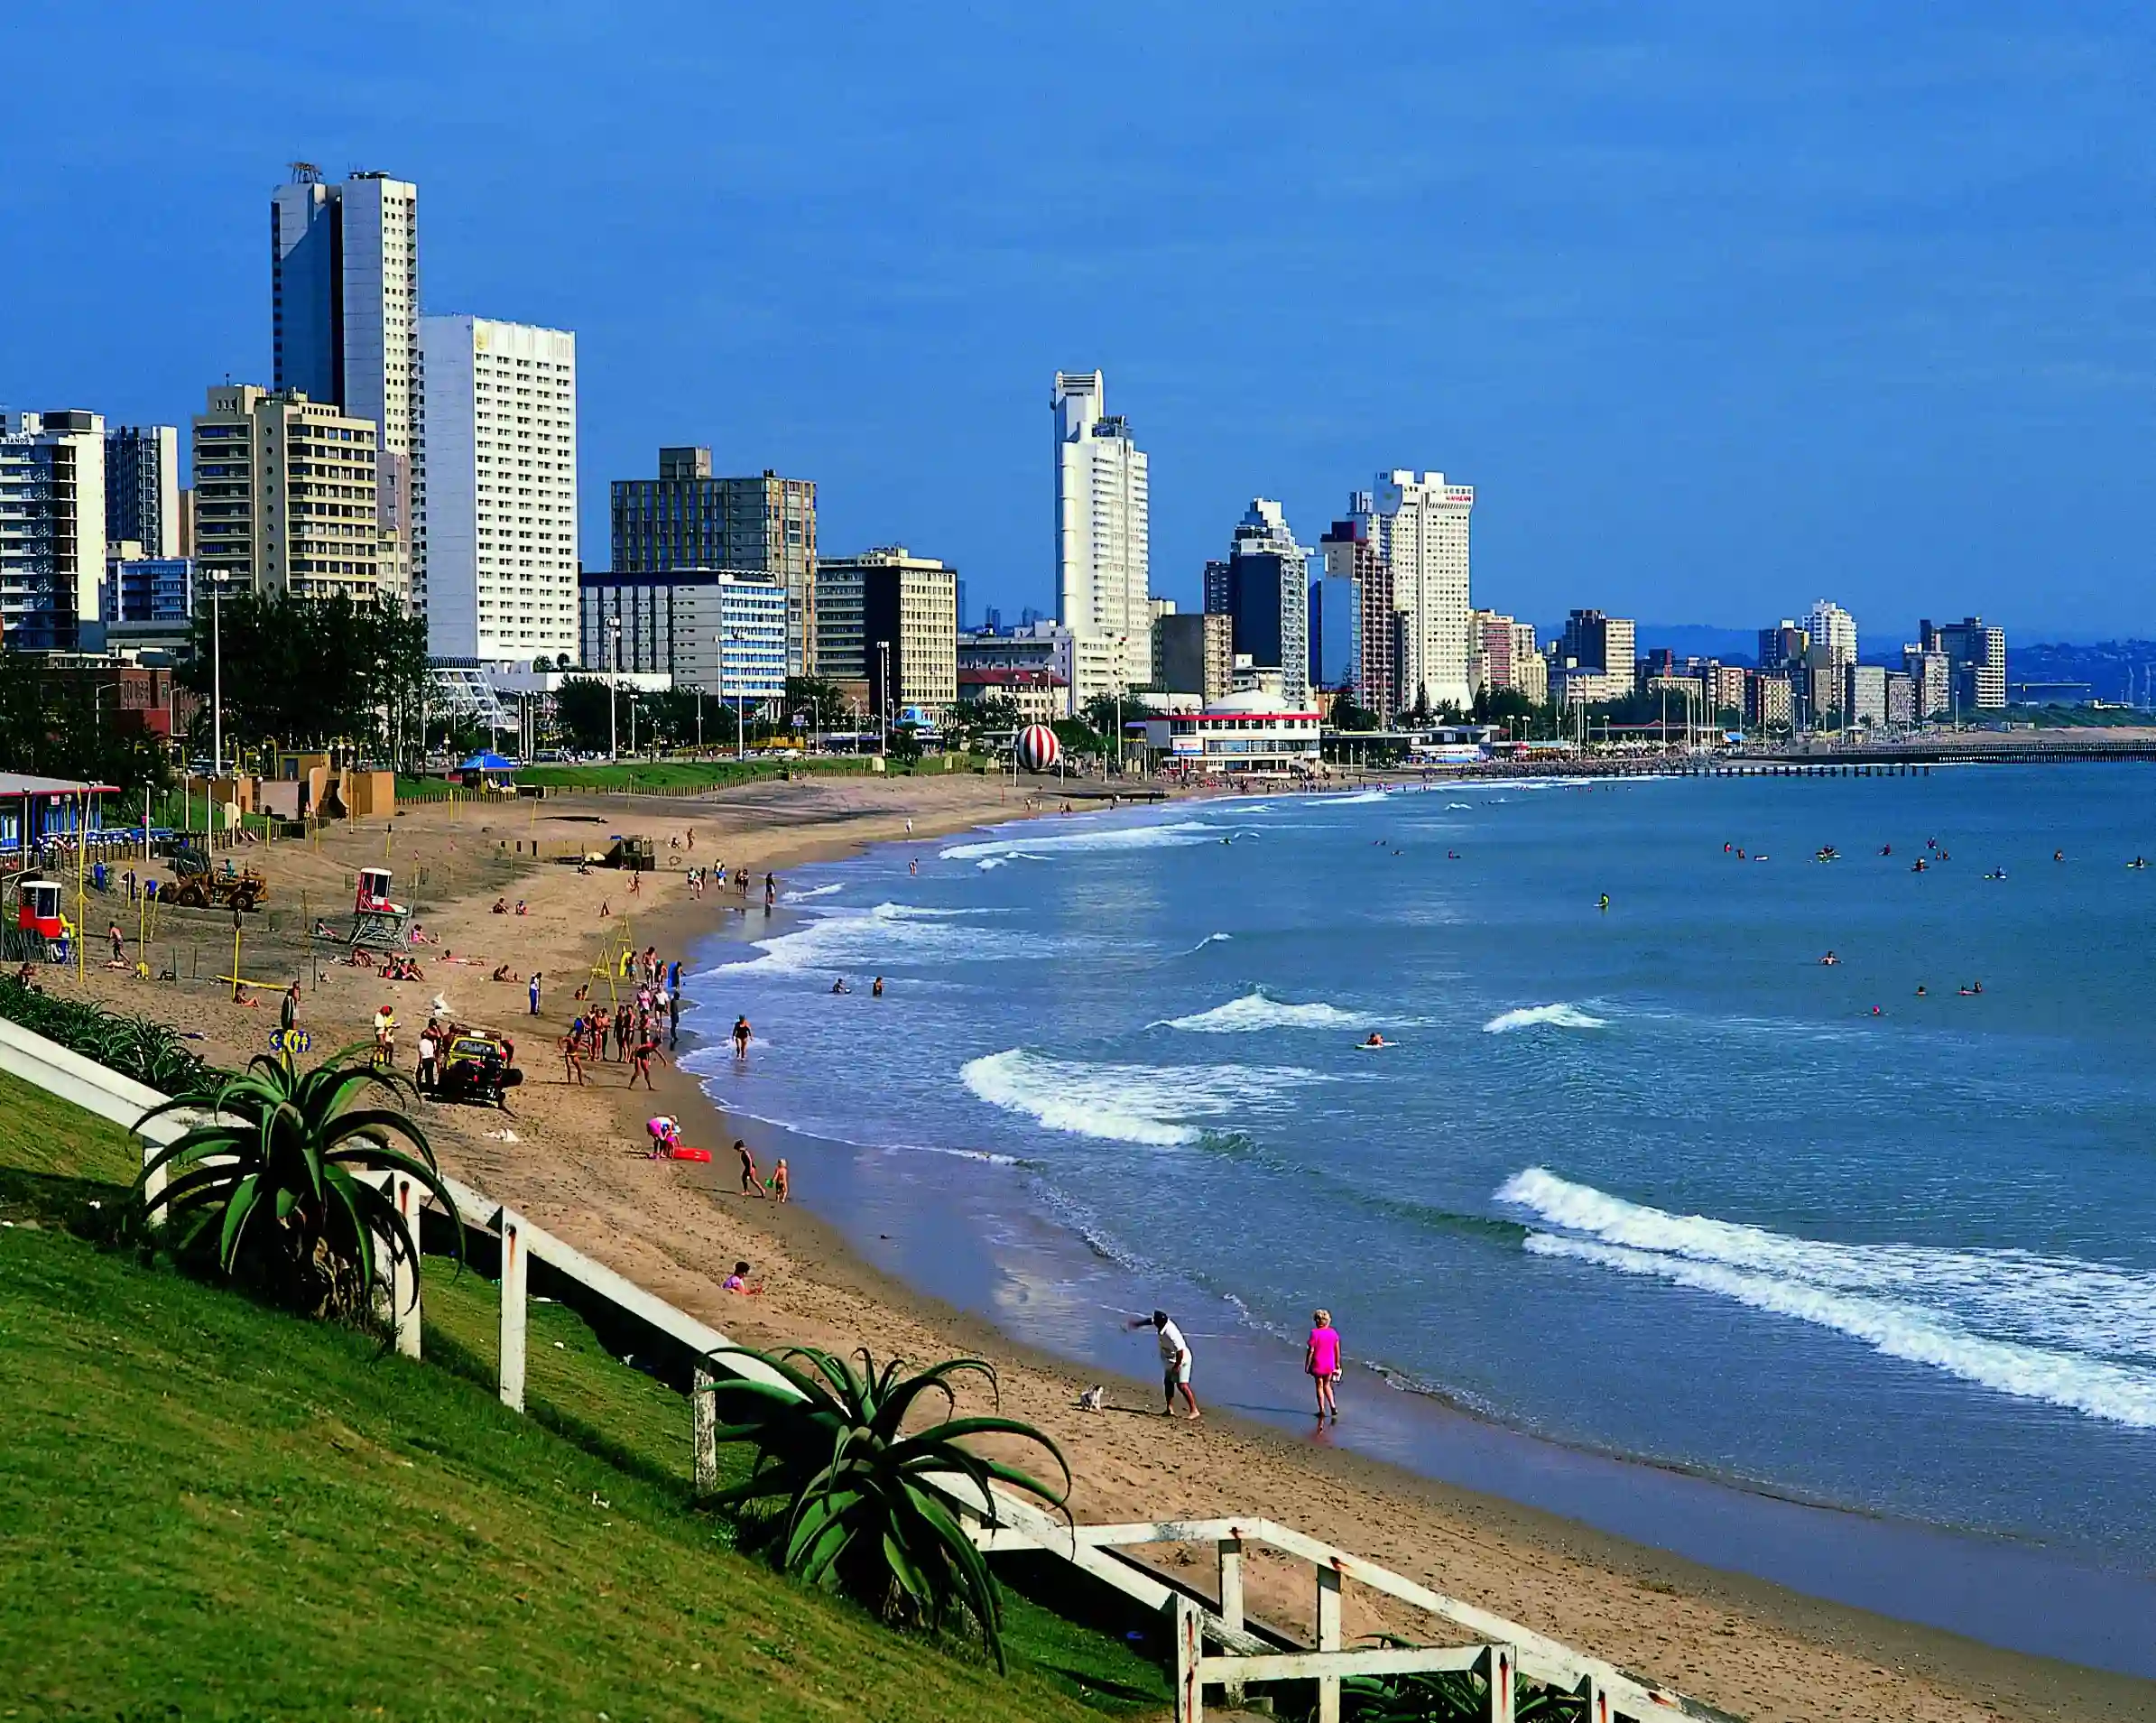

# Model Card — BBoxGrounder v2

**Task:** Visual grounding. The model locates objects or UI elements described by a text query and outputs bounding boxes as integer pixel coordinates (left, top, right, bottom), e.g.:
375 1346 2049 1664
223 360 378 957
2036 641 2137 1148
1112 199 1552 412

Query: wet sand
40 770 2156 1723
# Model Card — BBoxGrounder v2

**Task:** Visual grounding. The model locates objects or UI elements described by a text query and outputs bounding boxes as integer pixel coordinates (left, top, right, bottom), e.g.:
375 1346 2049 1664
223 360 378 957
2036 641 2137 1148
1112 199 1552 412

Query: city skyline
5 7 2156 639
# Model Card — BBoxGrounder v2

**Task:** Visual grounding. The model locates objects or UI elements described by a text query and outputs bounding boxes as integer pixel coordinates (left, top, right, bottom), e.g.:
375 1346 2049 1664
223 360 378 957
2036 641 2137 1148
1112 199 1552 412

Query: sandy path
37 771 2151 1723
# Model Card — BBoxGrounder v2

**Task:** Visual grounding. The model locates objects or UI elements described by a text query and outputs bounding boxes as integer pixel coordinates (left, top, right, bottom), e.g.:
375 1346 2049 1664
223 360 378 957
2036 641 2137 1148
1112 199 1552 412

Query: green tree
551 677 616 754
0 650 174 791
784 676 849 732
1329 689 1381 731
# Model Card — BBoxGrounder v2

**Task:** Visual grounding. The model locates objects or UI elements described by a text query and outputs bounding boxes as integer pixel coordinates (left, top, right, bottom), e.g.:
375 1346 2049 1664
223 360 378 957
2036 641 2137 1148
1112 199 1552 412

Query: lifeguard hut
343 866 412 948
11 875 73 962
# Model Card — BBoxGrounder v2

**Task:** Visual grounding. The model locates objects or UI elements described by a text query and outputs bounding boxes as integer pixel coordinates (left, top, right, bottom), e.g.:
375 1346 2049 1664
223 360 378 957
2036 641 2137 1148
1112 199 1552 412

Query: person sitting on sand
514 900 528 916
491 963 514 983
492 897 508 914
721 1259 761 1294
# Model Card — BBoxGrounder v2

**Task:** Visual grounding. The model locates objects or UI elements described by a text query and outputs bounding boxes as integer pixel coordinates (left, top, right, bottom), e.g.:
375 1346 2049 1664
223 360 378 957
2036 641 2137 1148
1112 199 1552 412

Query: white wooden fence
3 1015 1707 1723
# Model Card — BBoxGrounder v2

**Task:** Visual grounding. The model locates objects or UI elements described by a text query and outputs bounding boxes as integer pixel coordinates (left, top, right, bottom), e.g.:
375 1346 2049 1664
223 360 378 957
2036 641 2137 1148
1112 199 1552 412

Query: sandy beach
38 769 2155 1723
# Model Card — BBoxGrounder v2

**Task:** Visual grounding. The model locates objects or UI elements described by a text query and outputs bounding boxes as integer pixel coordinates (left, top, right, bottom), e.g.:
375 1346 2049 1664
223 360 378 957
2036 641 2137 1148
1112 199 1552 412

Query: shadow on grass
0 1167 128 1236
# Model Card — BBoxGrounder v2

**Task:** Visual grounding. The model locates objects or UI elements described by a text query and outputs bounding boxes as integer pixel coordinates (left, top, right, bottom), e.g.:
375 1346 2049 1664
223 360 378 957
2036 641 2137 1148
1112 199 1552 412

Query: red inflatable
668 1146 712 1163
1015 723 1060 773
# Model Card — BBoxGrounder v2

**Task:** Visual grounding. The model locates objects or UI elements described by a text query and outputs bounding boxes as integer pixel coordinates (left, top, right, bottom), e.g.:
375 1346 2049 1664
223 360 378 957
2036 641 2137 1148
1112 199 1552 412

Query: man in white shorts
1130 1309 1201 1420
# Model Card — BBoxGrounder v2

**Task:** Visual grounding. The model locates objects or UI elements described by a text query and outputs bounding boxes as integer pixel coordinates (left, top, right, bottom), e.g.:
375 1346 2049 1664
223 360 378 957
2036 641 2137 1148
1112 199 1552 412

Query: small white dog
1077 1385 1106 1413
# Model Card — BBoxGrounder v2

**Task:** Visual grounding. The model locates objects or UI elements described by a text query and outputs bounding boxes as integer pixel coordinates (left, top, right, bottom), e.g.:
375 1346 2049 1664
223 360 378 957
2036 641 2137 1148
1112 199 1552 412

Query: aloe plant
701 1346 1069 1670
133 1047 460 1319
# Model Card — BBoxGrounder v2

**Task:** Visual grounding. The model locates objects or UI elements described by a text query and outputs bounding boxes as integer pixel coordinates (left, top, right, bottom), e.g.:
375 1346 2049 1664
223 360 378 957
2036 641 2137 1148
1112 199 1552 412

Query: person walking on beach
764 872 777 911
735 1138 768 1197
1305 1309 1341 1422
416 1021 439 1094
771 1157 789 1203
281 981 301 1035
667 987 681 1046
1128 1310 1201 1421
732 1014 752 1057
627 1030 662 1090
560 1029 588 1087
528 970 542 1016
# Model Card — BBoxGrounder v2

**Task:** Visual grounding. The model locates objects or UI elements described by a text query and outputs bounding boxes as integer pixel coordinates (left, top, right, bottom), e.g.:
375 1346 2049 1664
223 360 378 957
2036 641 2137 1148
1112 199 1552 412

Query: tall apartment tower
0 411 106 650
190 386 382 600
1921 616 2008 712
1205 498 1311 709
1052 370 1150 704
1804 598 1858 720
419 315 579 662
813 547 959 720
1319 497 1398 724
104 424 181 559
1374 471 1473 714
271 165 421 607
609 448 819 675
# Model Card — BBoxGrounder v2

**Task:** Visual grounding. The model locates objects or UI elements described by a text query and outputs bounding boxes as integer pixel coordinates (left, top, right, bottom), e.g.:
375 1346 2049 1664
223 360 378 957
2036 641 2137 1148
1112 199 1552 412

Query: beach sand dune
40 771 2150 1723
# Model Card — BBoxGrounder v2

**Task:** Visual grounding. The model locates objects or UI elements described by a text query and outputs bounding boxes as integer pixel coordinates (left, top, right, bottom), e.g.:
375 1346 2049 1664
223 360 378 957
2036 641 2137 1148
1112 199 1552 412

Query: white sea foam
783 883 844 901
1154 989 1366 1033
1323 788 1392 805
1445 801 1473 810
941 820 1227 863
1186 932 1233 953
961 1048 1330 1147
1497 1168 2156 1428
1483 1003 1609 1033
716 901 1022 975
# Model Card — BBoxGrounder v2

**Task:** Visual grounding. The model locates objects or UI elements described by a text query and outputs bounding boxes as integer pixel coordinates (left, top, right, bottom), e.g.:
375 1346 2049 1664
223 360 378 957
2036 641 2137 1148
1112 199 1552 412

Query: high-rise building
577 569 786 706
1805 598 1858 721
1152 611 1233 704
103 542 194 625
1319 500 1397 724
1373 471 1473 713
1052 370 1150 704
1551 608 1635 707
190 386 382 600
419 316 578 661
104 425 180 559
1309 575 1358 693
813 547 958 721
0 411 105 650
1203 499 1310 709
1758 620 1809 675
610 448 818 676
1902 645 1952 718
1511 621 1549 705
1921 616 2008 712
271 166 421 607
1846 662 1888 728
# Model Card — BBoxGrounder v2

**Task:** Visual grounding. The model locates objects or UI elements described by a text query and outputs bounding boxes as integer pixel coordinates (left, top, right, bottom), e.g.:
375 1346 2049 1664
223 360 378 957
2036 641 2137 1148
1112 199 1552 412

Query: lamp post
875 639 892 757
606 614 622 762
210 570 228 778
725 631 749 763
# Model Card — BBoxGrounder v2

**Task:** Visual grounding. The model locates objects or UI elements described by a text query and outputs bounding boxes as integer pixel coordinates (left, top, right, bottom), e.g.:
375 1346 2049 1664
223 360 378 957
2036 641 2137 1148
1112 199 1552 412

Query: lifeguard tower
11 875 74 962
338 866 412 948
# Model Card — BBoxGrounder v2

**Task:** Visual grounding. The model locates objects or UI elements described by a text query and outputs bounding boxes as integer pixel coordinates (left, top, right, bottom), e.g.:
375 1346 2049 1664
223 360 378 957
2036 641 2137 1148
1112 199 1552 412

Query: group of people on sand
1115 1305 1344 1426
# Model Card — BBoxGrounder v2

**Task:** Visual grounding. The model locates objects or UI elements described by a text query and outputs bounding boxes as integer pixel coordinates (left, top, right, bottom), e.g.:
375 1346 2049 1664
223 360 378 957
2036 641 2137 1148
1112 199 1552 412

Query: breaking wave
1483 1003 1610 1033
783 883 844 901
960 1049 1332 1148
1154 989 1366 1033
940 820 1230 864
1497 1168 2156 1428
715 902 1022 976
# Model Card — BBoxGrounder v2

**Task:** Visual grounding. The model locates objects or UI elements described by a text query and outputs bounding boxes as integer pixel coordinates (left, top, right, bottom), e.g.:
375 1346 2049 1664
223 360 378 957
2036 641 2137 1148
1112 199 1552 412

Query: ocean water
687 768 2156 1569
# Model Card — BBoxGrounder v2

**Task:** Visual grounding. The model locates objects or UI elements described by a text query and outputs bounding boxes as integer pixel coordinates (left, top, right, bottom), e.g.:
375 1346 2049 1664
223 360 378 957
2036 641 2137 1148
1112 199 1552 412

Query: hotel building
815 546 958 722
104 424 180 560
1374 471 1474 713
190 386 382 600
1 411 104 650
577 568 786 708
1053 370 1151 705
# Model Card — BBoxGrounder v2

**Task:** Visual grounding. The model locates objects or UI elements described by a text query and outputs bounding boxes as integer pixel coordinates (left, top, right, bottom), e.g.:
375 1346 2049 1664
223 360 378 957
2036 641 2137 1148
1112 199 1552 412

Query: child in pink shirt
1305 1310 1341 1422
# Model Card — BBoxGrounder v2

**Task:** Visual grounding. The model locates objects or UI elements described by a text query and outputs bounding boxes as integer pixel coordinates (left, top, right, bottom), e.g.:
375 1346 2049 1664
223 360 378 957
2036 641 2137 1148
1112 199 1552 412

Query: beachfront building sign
1136 690 1323 775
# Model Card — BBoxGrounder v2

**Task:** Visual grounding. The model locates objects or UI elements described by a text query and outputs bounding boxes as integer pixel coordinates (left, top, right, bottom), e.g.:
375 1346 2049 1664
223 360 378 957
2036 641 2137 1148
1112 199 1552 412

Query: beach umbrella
1015 725 1060 773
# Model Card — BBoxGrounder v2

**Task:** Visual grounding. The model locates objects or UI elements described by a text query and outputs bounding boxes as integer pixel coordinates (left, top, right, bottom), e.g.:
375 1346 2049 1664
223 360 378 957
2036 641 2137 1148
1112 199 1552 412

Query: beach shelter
455 751 518 791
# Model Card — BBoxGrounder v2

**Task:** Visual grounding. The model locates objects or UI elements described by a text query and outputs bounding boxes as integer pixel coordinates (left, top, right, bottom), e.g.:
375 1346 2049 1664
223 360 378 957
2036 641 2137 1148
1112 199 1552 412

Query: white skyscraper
1374 471 1474 714
419 316 578 661
1053 370 1150 704
1 411 105 651
271 167 421 607
1805 597 1858 718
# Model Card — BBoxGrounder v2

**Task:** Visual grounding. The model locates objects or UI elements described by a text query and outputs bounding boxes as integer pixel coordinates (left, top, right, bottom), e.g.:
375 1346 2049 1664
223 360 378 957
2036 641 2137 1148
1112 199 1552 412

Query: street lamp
875 640 892 757
210 570 229 778
725 631 750 763
606 614 622 762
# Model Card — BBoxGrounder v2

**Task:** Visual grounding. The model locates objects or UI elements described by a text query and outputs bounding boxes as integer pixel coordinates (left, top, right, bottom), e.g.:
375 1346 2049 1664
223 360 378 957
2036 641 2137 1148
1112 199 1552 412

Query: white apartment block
1374 470 1474 712
1 411 105 651
1805 597 1858 717
272 168 422 607
578 570 787 705
421 316 578 661
1053 370 1150 704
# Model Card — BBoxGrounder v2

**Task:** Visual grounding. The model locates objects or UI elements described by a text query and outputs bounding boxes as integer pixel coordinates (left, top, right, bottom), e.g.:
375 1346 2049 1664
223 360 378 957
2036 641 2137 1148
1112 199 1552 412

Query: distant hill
1606 624 1757 665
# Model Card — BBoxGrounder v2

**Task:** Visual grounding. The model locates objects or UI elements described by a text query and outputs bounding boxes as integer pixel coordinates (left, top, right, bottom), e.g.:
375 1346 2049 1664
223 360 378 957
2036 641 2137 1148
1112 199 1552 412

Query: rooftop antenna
289 161 322 184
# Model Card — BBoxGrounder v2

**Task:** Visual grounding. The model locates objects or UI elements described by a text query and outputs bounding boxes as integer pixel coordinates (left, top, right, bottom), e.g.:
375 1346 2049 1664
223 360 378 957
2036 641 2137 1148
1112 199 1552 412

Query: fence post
388 1170 422 1359
140 1129 166 1232
691 1364 717 1492
1217 1536 1245 1705
1574 1672 1607 1723
1315 1562 1342 1723
1171 1592 1203 1723
1480 1644 1516 1721
499 1209 528 1412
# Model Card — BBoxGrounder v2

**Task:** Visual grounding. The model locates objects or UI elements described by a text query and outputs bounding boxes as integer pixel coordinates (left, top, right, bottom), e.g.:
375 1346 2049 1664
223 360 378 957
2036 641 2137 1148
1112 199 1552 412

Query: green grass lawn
514 758 874 793
0 1069 1170 1721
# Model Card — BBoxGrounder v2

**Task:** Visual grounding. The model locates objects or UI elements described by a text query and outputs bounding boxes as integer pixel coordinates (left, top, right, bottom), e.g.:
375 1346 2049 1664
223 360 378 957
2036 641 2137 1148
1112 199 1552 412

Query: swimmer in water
2054 849 2065 862
1915 984 1928 997
1819 951 1839 966
1879 845 1892 857
1597 894 1611 912
1870 1005 1883 1016
1446 849 1460 860
1364 1033 1388 1048
830 978 851 995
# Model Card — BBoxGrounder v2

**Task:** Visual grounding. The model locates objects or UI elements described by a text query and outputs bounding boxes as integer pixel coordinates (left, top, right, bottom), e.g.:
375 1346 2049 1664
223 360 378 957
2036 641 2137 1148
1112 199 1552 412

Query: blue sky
5 3 2152 641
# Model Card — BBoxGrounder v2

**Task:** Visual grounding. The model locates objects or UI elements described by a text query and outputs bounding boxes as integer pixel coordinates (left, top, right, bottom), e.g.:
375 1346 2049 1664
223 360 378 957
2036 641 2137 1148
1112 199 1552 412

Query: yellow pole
231 923 242 1004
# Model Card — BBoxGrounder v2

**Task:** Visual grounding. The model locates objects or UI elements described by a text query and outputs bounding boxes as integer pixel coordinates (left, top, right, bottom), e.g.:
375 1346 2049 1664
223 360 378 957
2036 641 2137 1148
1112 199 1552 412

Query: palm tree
134 1047 460 1319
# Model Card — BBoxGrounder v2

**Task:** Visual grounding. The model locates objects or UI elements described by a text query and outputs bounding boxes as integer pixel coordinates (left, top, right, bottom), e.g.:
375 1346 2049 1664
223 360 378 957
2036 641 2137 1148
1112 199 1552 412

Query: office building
1885 670 1917 728
814 547 958 721
104 424 180 559
1052 370 1150 704
1902 646 1951 718
1805 598 1858 721
1202 499 1310 709
0 411 105 651
1318 501 1397 723
577 569 785 706
1470 609 1546 703
191 386 382 600
1846 662 1888 728
420 316 578 660
1748 673 1794 730
271 166 421 606
1921 616 2008 712
611 448 817 675
103 542 193 624
1551 608 1635 707
961 620 1078 715
1152 611 1233 703
1373 471 1474 713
